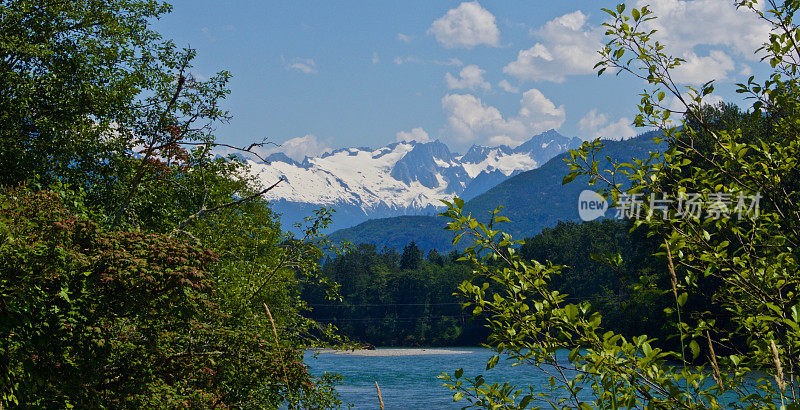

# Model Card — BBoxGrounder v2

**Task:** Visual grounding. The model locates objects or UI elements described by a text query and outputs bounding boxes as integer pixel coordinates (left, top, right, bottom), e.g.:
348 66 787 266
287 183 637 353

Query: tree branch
170 177 285 237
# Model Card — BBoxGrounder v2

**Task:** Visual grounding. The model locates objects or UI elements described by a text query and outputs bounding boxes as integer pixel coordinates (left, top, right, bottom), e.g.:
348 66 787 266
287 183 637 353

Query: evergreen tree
427 249 445 266
400 241 422 270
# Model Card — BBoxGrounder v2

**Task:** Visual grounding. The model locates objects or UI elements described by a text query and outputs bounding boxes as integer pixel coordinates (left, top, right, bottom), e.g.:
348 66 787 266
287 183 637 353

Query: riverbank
312 348 474 356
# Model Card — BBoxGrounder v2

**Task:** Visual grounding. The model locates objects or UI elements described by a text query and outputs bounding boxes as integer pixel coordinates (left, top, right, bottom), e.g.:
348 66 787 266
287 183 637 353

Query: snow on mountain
246 130 581 231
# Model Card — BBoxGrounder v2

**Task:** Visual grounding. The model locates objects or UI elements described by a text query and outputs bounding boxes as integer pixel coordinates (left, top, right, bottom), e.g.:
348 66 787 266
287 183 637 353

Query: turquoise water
305 348 567 409
306 348 773 409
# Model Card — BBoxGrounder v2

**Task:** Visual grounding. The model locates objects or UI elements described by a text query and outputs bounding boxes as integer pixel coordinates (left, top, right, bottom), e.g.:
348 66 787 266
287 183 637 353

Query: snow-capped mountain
246 130 581 231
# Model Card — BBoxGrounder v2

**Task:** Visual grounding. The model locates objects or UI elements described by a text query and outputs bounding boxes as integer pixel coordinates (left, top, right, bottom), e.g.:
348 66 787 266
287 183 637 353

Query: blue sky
154 0 772 159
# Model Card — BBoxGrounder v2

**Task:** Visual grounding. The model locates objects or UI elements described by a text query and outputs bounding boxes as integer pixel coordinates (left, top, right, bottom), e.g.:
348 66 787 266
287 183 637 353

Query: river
305 347 570 409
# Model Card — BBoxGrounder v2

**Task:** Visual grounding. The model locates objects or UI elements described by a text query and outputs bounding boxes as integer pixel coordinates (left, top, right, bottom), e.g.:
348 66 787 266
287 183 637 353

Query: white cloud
668 93 724 113
578 109 636 140
637 0 769 61
397 33 414 43
396 127 432 143
189 71 208 82
503 11 601 83
274 134 332 162
514 88 566 135
372 52 379 65
434 57 464 66
393 56 422 65
502 2 769 85
671 50 735 84
286 58 317 74
213 134 332 162
623 0 771 84
578 109 606 135
739 64 753 77
498 79 519 93
442 94 507 145
429 2 500 49
445 64 491 91
442 88 565 147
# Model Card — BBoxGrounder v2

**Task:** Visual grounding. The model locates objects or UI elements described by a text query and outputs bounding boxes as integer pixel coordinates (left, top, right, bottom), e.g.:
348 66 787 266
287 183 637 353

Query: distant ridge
246 130 581 231
328 131 665 251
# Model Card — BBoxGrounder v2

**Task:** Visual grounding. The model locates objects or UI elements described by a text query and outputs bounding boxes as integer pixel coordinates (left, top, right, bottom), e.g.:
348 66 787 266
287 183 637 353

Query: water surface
306 347 557 409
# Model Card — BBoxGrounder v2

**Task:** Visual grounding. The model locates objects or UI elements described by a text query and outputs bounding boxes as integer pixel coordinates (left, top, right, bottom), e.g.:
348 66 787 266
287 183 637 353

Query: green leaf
486 355 500 370
677 292 688 307
564 304 579 320
454 368 463 379
689 340 700 359
642 342 653 358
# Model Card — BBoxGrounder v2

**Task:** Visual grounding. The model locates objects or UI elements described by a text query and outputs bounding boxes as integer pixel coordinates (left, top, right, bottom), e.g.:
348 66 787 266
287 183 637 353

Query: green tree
440 2 800 408
0 188 342 407
0 0 344 407
427 248 446 267
0 0 242 223
400 240 423 271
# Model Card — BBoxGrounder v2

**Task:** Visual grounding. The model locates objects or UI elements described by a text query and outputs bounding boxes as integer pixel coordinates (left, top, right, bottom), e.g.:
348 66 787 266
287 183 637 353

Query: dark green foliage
519 220 672 346
0 1 343 407
400 241 423 270
0 0 168 188
304 244 486 347
440 2 800 407
312 218 677 349
427 249 445 266
0 189 341 407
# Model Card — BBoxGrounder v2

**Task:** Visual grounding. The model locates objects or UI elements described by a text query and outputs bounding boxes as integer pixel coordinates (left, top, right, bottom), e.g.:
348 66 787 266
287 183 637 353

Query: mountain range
247 130 581 231
328 131 666 251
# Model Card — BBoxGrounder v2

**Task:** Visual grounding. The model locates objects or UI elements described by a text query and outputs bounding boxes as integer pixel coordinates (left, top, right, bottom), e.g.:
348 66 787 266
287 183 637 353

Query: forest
305 219 673 349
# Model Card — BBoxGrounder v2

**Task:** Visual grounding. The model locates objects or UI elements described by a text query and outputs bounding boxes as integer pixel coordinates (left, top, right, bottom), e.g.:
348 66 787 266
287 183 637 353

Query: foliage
304 243 484 347
0 0 345 407
0 188 342 408
0 0 232 224
400 241 423 270
439 1 800 408
317 220 679 349
519 219 671 347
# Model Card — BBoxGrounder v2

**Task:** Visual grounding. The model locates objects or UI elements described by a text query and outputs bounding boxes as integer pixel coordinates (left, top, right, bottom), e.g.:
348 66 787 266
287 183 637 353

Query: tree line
304 218 684 350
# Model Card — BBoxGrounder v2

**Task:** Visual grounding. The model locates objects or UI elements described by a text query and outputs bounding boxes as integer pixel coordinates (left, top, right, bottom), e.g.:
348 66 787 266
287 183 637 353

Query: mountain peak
461 144 513 164
265 152 299 165
389 139 459 189
249 134 581 231
513 130 582 162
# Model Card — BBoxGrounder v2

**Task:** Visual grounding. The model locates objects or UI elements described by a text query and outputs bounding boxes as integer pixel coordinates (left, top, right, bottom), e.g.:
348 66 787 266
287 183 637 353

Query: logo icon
578 190 608 221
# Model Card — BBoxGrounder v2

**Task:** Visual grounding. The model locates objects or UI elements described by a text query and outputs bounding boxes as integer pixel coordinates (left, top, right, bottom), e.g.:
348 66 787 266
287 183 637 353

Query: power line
308 302 464 307
313 315 467 322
